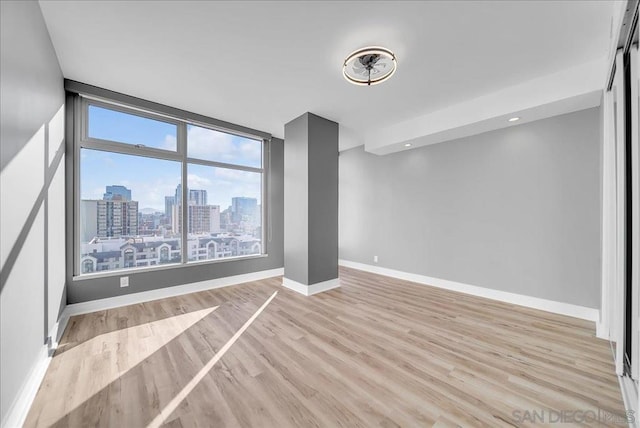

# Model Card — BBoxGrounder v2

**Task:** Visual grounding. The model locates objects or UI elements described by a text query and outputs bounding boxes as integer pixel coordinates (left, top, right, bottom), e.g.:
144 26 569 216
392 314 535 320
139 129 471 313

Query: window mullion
263 139 270 254
74 95 83 276
178 122 188 265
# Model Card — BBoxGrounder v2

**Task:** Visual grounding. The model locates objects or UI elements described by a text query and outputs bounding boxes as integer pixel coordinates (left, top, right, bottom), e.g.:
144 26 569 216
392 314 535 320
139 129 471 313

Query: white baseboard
282 277 341 296
65 268 284 317
339 259 599 322
1 317 66 428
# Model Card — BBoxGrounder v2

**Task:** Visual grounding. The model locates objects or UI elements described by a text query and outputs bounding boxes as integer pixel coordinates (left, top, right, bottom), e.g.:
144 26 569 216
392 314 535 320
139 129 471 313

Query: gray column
283 113 339 295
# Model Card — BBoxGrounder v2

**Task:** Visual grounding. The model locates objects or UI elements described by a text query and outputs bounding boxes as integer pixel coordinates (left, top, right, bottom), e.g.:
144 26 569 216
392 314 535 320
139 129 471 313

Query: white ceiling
39 1 617 151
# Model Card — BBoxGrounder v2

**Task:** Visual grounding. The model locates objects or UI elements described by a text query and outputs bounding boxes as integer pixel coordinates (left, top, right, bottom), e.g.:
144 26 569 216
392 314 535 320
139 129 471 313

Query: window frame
85 99 182 154
73 95 269 279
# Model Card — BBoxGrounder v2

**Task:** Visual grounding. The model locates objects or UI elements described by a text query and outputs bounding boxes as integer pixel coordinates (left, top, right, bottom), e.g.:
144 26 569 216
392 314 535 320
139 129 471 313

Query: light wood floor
25 267 625 427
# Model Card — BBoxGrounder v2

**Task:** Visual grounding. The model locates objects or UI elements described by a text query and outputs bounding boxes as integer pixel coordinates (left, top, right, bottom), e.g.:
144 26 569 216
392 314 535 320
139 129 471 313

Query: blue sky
82 106 262 211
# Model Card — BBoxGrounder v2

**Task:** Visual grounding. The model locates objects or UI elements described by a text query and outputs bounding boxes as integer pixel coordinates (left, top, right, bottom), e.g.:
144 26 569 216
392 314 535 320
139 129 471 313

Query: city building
96 199 139 237
173 184 208 206
81 185 139 241
189 235 261 261
171 204 220 234
167 185 221 234
79 233 259 273
138 211 163 235
80 236 181 273
103 184 132 201
220 207 232 231
231 196 257 224
80 200 98 243
164 196 175 221
189 189 207 206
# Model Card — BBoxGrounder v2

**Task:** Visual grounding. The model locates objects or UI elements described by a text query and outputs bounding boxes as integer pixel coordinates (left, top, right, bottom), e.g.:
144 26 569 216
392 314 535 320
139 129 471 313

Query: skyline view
79 104 265 274
81 182 260 235
80 183 262 274
82 106 263 211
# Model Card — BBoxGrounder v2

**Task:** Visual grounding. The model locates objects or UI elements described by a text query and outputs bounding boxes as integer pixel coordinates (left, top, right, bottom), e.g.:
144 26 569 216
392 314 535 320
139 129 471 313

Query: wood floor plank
24 267 625 427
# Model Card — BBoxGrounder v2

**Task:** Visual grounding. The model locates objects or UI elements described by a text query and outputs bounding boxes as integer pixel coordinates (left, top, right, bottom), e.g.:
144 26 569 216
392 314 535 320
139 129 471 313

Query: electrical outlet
120 276 129 287
373 255 378 263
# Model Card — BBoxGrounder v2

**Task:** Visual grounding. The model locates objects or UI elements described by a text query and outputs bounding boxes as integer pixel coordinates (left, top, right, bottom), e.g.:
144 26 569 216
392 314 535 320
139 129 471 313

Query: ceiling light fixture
343 46 397 86
404 143 412 147
508 117 520 122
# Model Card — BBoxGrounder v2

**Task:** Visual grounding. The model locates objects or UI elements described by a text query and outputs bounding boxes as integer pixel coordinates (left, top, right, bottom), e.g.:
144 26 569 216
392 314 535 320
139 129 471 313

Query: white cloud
131 176 180 210
186 165 261 208
87 186 104 200
162 134 177 151
187 125 261 167
240 141 261 160
214 168 260 183
187 173 212 188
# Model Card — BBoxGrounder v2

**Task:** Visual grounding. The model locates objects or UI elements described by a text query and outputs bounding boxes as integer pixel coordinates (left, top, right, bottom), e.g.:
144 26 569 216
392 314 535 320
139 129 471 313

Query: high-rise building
189 189 207 206
220 207 232 231
165 196 175 220
81 186 139 241
172 204 220 234
171 205 180 234
103 185 132 201
174 184 182 205
173 185 207 206
210 205 221 232
80 200 98 242
231 197 257 224
97 199 139 237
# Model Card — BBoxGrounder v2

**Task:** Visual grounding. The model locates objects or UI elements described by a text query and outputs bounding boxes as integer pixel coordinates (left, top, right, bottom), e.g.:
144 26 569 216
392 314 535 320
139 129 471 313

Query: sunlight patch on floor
39 306 218 425
147 291 278 428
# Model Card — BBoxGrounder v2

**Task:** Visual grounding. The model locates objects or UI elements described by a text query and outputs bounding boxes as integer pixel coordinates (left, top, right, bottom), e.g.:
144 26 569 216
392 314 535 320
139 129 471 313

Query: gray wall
67 137 284 303
307 114 338 285
284 113 338 286
0 1 66 424
283 114 309 285
340 108 602 309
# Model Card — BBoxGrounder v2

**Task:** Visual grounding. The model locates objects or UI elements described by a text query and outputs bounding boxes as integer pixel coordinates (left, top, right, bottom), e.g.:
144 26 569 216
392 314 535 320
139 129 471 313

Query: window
186 163 262 262
76 98 267 277
88 105 177 151
80 148 182 275
187 124 262 168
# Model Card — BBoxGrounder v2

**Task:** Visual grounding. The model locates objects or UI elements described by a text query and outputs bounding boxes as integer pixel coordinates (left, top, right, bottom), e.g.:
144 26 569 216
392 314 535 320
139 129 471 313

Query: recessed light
508 117 520 122
404 143 412 147
343 46 397 86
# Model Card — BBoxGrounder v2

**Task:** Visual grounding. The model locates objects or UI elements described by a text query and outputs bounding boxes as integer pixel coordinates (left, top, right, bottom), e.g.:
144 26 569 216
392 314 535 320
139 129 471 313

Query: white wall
0 2 66 425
